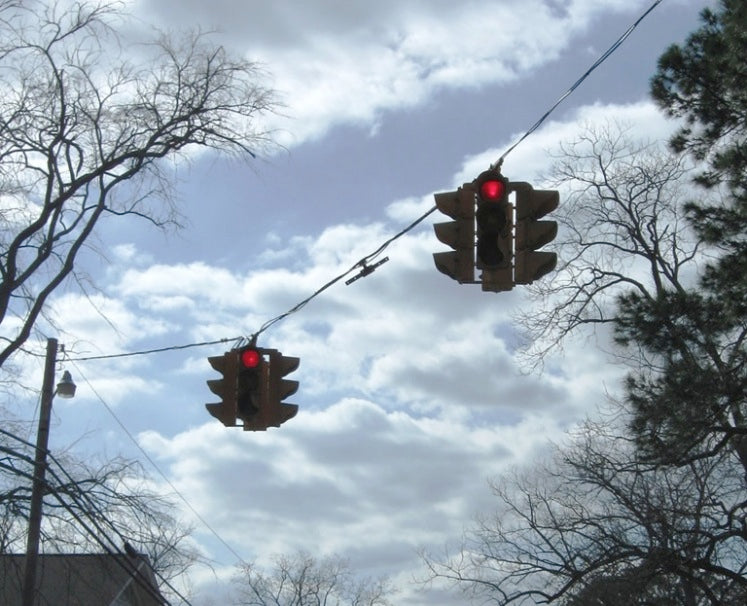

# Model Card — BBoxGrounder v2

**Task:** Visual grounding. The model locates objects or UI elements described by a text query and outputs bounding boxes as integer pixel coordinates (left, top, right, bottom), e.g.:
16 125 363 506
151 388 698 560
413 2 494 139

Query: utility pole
21 338 59 606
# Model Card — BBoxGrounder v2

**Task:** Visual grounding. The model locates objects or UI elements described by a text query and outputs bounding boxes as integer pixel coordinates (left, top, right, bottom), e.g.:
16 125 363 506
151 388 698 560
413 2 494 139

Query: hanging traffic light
474 170 513 292
205 351 238 427
432 185 476 283
206 346 300 431
513 182 558 284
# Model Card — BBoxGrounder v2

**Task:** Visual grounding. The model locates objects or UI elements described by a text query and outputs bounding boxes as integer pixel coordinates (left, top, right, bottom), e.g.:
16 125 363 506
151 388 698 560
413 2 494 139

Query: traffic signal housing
237 346 263 422
206 347 300 431
474 170 513 292
432 185 476 283
513 182 558 284
243 350 299 431
205 351 239 427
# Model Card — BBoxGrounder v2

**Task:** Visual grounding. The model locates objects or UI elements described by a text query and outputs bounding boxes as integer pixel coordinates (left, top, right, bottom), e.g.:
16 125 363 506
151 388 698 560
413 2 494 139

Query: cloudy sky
13 0 712 604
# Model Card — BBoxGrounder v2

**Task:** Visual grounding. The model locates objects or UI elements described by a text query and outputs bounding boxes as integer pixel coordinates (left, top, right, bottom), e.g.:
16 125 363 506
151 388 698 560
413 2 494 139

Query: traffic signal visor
237 346 264 421
205 352 238 427
474 170 513 292
514 183 559 284
432 186 476 283
270 353 300 427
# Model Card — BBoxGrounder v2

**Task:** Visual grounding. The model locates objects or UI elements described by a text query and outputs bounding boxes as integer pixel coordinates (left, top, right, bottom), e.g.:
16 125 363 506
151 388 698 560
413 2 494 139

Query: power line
69 360 250 568
254 204 437 338
69 337 240 362
65 207 439 362
43 449 194 605
0 427 184 605
41 464 179 605
494 0 664 169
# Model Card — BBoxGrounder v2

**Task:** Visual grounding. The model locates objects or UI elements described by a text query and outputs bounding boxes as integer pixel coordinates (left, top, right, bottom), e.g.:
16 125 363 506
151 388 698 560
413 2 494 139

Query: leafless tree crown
0 0 277 368
517 122 701 366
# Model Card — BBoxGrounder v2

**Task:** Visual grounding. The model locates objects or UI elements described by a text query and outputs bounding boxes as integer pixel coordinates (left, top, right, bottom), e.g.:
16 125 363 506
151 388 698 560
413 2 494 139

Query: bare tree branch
516 121 701 368
422 416 747 605
0 0 278 367
233 551 394 606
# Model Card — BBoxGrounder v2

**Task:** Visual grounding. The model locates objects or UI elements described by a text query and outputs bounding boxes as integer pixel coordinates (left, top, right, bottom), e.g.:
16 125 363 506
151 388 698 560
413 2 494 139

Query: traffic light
205 351 238 427
432 185 476 283
243 349 299 431
474 170 513 292
206 346 300 431
513 182 558 284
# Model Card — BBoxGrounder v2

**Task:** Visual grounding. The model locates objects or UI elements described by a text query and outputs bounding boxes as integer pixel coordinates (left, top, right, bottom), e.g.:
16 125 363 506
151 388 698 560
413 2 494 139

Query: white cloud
127 0 655 148
461 99 679 184
52 293 175 351
137 396 565 578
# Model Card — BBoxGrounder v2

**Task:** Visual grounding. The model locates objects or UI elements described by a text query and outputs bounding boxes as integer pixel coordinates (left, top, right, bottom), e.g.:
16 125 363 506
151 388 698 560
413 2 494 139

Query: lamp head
56 370 76 399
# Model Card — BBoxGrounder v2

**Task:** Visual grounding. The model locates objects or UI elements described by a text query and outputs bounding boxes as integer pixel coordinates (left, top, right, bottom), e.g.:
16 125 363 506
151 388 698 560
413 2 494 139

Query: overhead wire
36 428 194 604
41 466 178 605
42 448 193 605
244 0 667 338
69 336 239 362
68 360 250 568
254 204 439 338
493 0 665 169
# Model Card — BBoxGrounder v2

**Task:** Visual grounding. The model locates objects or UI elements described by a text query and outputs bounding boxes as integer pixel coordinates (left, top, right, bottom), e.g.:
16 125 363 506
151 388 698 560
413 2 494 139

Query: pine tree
623 0 747 474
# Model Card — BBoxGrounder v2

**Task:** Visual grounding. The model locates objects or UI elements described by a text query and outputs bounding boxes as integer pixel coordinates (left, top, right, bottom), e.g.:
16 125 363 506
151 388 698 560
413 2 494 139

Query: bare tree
517 121 700 366
233 551 394 606
0 0 277 368
422 416 747 605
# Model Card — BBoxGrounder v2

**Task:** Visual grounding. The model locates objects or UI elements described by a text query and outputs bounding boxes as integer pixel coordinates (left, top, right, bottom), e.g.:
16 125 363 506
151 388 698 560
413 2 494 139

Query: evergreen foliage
625 0 747 474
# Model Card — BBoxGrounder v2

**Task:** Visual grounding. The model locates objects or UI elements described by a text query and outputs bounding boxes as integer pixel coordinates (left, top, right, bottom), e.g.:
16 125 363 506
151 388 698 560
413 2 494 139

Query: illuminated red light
480 179 505 201
241 348 261 368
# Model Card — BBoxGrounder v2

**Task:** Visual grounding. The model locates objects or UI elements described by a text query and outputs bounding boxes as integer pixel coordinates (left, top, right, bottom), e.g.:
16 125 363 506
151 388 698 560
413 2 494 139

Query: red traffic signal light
474 170 510 269
240 348 261 368
430 172 558 292
206 346 301 431
478 177 506 202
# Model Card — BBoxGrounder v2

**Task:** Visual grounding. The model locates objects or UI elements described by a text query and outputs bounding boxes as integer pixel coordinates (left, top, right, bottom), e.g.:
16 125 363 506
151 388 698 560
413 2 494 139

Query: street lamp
56 370 76 399
22 338 76 606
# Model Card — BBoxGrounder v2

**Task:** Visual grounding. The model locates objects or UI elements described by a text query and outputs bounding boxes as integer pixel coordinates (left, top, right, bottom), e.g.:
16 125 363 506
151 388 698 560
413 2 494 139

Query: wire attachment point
345 257 390 285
